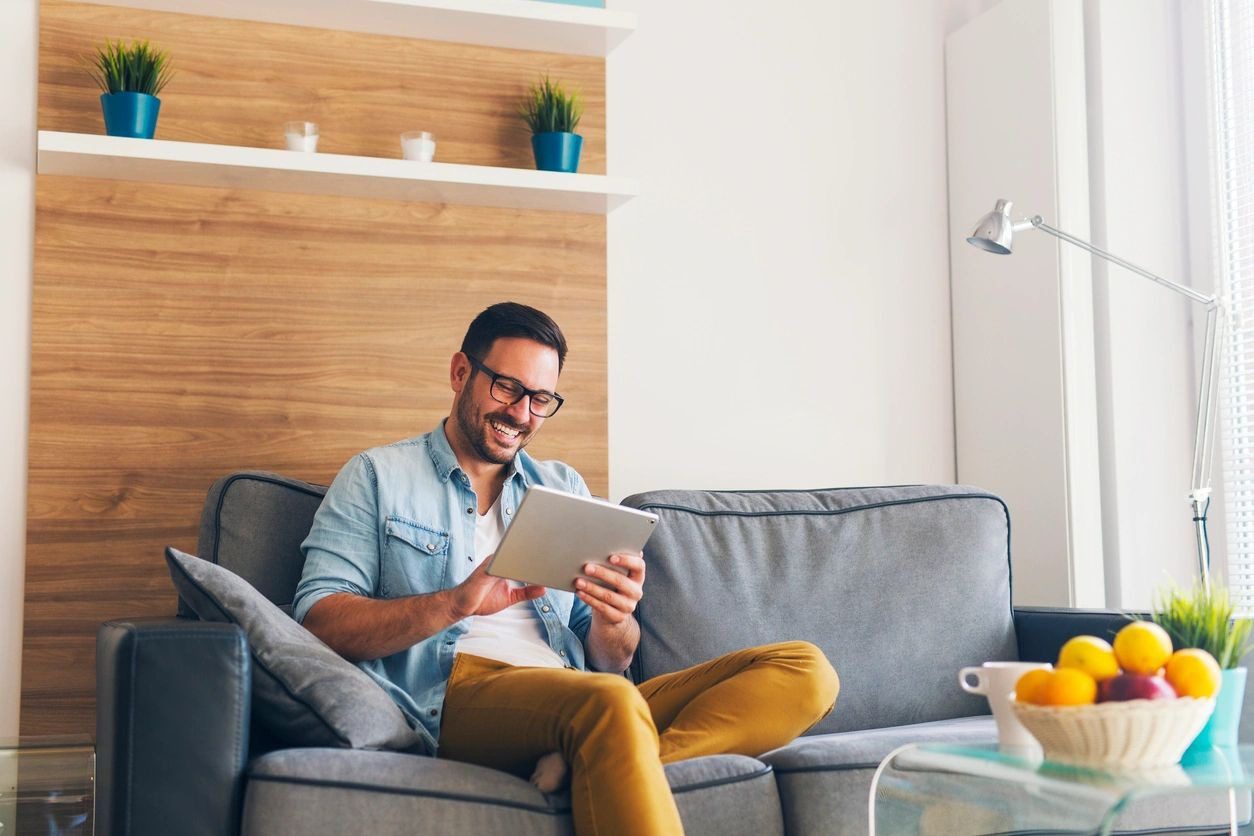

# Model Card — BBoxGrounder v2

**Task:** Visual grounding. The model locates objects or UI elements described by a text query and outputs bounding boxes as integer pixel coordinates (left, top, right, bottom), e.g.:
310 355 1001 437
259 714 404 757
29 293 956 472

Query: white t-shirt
454 494 566 668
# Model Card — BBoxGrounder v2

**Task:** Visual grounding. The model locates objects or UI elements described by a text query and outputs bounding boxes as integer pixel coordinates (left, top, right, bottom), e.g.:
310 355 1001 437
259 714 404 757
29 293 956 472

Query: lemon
1015 669 1054 705
1113 621 1174 675
1043 668 1098 706
1164 648 1223 698
1057 635 1120 682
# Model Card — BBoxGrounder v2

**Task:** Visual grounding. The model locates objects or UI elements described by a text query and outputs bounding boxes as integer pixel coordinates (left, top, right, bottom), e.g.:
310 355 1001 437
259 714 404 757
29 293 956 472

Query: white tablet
485 485 659 592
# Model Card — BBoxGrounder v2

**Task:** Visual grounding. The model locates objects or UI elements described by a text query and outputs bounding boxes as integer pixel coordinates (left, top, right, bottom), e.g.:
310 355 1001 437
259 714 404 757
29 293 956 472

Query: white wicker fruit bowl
1011 697 1215 769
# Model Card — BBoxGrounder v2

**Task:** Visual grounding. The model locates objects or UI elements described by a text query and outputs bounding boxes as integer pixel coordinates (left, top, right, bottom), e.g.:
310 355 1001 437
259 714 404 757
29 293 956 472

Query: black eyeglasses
465 354 565 418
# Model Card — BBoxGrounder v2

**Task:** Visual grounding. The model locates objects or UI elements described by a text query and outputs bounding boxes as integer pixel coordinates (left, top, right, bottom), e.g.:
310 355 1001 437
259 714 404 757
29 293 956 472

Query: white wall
946 0 1106 608
943 0 1214 609
1086 0 1201 609
0 0 36 739
607 0 957 500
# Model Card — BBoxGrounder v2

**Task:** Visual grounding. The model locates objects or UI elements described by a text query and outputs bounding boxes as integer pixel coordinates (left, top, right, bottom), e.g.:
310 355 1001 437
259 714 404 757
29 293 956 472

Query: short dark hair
460 302 568 371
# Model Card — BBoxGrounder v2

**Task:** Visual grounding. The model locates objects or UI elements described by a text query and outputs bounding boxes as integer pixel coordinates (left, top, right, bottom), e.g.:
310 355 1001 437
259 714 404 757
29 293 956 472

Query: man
294 302 839 835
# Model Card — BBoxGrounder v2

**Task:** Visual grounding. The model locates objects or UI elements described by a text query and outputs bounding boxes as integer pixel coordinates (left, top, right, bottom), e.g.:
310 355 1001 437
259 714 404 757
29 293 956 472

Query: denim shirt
293 421 594 753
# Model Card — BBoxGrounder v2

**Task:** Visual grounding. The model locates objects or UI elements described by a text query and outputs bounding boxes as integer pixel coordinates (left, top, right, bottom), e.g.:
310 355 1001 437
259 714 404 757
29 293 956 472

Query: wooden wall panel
28 1 607 736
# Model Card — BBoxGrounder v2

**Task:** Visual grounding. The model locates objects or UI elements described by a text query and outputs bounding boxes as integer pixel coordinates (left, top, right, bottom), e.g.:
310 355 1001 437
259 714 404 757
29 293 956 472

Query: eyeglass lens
491 378 560 417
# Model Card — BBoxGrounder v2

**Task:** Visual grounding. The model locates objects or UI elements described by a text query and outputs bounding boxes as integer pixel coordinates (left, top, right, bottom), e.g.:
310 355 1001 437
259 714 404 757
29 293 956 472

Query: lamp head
967 199 1015 255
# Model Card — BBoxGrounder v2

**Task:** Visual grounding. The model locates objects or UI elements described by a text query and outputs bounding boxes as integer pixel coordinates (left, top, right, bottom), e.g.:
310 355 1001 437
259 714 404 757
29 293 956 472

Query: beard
455 391 532 465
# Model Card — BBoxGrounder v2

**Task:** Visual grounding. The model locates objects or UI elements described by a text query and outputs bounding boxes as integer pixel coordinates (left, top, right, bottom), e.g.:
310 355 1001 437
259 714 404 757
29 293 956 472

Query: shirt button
429 708 439 717
542 605 551 613
467 507 474 514
559 650 567 657
426 543 436 552
506 507 513 516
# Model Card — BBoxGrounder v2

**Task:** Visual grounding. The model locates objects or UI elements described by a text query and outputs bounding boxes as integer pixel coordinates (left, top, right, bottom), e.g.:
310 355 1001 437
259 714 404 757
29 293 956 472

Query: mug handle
959 666 987 695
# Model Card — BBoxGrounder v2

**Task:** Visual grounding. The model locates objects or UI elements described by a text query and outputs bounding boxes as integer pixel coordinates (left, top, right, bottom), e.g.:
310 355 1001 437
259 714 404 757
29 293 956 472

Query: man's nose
504 396 531 424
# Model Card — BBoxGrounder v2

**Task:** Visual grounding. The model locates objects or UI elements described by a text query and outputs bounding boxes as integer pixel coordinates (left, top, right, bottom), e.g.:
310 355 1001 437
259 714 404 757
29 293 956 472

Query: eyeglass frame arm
1015 214 1225 589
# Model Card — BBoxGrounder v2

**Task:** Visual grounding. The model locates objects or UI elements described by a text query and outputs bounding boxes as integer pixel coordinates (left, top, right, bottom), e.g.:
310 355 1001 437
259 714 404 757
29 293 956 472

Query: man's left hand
575 552 645 626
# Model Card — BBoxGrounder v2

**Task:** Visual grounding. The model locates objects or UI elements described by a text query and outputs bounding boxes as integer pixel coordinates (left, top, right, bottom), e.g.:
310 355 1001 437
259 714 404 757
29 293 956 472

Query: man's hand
575 552 645 626
449 560 545 620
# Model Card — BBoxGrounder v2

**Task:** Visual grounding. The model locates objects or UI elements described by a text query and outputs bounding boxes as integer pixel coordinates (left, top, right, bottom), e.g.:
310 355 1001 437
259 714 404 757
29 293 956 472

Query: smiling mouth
488 418 523 442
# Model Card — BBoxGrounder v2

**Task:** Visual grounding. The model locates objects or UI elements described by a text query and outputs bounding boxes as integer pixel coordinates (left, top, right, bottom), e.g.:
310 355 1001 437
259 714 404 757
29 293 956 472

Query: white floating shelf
38 132 637 215
74 0 635 57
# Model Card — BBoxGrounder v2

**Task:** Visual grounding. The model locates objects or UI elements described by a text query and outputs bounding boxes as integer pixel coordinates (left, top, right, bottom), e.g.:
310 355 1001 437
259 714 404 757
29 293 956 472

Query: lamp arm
1029 216 1218 308
1022 214 1226 588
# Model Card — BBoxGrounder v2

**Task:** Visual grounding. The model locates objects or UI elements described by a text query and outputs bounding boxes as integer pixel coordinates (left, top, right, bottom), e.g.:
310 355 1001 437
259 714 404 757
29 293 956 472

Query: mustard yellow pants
439 640 839 836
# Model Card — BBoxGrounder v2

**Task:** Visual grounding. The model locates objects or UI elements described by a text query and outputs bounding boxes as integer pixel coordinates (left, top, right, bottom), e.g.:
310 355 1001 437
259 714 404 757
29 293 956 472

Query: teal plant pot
1189 666 1246 750
100 92 161 139
531 132 582 173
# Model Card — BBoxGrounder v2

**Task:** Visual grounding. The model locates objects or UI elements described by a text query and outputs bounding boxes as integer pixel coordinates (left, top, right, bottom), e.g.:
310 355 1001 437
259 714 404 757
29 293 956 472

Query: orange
1164 648 1223 698
1043 667 1098 706
1057 635 1120 682
1015 669 1054 705
1113 622 1174 675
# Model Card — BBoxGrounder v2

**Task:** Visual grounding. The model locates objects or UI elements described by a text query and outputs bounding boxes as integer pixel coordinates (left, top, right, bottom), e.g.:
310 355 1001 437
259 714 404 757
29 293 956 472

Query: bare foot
530 751 569 793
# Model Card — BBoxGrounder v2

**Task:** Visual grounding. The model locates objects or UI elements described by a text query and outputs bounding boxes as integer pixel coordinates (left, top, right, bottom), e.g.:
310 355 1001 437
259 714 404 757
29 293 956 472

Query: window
1215 0 1254 611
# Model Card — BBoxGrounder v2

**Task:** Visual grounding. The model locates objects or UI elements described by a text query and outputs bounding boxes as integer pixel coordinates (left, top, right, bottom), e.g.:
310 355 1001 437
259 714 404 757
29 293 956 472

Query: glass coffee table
871 743 1254 835
0 737 95 836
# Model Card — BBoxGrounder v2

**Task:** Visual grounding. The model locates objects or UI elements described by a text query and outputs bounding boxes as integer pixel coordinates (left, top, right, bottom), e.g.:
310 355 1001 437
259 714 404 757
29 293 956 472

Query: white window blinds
1215 0 1254 612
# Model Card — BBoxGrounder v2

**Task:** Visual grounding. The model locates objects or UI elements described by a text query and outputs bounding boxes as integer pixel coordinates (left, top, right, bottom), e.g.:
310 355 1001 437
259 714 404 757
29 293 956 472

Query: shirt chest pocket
382 517 450 597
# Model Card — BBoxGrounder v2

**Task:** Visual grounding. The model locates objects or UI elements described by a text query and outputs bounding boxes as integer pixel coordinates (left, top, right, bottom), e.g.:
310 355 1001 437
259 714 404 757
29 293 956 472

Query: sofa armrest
96 617 251 836
1013 606 1140 664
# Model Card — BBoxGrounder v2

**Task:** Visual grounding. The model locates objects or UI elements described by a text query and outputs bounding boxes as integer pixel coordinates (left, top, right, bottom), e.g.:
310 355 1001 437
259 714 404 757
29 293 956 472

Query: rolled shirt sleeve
293 454 383 624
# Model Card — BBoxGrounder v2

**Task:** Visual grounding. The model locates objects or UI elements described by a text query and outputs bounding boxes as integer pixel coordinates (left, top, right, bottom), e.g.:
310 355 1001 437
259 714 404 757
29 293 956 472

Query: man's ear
450 352 471 393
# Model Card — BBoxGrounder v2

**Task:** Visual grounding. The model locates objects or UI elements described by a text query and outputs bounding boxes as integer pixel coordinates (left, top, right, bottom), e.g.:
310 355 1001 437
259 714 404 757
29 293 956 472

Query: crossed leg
438 641 838 836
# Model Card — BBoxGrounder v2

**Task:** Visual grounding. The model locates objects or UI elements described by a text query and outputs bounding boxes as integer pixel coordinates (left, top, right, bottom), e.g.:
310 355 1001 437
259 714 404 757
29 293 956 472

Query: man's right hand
449 559 545 620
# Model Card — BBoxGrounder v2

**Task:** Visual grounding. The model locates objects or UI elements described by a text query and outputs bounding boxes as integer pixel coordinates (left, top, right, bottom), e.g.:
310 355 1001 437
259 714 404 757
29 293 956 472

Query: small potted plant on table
520 75 583 173
1150 583 1253 748
85 39 174 139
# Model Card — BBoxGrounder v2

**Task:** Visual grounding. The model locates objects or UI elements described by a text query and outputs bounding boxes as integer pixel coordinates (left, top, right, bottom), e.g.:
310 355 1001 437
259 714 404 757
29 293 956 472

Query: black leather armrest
1013 606 1142 664
97 617 251 836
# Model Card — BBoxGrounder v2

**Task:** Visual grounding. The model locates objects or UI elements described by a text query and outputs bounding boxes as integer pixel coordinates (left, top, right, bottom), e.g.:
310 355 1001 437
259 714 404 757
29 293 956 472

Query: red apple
1097 673 1177 702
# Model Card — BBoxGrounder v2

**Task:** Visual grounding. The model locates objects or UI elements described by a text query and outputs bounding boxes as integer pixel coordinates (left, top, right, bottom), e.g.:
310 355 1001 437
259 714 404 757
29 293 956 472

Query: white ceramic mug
959 661 1052 749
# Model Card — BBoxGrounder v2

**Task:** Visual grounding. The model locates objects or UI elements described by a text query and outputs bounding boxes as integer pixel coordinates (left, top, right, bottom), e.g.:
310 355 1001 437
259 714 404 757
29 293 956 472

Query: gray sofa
95 473 1249 835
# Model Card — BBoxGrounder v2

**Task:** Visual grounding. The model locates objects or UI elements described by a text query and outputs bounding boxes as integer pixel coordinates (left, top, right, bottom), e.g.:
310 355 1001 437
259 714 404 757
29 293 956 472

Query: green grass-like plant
519 75 583 135
84 40 174 97
1149 582 1254 669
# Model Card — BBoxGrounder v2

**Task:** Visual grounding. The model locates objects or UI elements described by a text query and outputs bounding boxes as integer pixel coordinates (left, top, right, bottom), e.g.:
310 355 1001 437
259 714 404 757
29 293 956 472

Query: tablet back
487 486 658 591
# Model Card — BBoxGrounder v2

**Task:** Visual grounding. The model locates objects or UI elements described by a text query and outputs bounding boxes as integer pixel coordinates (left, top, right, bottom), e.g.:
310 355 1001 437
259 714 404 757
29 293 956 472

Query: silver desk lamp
967 198 1226 590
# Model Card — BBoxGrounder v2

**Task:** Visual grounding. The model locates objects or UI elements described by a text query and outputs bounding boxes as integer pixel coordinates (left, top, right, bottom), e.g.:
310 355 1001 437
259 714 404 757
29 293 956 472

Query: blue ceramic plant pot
531 132 583 173
1189 666 1246 750
101 92 161 139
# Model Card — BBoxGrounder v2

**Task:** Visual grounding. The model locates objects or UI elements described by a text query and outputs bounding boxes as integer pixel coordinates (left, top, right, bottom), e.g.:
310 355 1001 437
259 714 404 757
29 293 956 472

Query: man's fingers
607 552 646 582
577 590 627 622
581 563 642 601
575 576 636 614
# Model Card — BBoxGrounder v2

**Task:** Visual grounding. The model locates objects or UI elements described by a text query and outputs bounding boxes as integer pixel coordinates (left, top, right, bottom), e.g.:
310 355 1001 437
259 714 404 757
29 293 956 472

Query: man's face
452 337 561 466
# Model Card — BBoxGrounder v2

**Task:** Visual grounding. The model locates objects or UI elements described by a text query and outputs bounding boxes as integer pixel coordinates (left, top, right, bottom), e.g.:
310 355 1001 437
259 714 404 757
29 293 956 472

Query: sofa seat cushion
762 716 1247 835
243 748 782 836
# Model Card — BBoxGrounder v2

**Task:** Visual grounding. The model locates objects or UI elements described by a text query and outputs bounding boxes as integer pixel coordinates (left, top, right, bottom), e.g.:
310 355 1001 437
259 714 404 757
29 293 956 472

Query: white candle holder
401 131 436 162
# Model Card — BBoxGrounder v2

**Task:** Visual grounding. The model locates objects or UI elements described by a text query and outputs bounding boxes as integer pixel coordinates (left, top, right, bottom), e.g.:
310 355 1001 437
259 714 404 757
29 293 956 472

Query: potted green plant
1150 582 1253 748
519 75 583 173
84 39 174 139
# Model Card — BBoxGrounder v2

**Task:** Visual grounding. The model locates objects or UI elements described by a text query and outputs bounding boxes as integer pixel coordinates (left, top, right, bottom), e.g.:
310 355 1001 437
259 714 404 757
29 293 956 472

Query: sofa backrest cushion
189 471 327 616
621 485 1016 735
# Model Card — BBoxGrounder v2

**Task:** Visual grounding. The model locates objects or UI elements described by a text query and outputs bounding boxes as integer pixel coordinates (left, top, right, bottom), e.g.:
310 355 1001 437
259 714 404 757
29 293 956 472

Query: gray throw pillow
165 547 428 754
